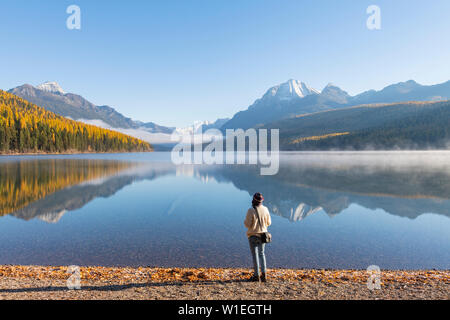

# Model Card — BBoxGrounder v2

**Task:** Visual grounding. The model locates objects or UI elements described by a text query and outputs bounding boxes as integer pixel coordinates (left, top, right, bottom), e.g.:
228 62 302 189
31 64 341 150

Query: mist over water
0 152 448 269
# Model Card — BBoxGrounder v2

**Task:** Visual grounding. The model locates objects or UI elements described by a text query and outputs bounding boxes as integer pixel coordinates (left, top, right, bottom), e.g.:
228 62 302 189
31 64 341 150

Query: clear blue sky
1 0 449 127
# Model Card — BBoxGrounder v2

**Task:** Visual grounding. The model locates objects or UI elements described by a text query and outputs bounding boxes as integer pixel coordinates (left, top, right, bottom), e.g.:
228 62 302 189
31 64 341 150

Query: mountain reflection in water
1 152 449 223
0 159 136 222
0 152 449 269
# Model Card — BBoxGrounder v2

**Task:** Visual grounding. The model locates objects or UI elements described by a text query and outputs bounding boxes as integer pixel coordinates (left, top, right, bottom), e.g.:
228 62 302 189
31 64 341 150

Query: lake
0 152 449 270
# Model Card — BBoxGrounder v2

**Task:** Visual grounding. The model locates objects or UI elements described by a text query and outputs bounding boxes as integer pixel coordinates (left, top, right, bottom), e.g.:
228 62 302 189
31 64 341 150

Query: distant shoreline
2 149 450 156
0 265 448 300
0 150 154 157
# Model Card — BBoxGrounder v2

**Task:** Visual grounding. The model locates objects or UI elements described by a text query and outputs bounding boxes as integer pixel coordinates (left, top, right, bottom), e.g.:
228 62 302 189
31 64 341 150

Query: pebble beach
0 265 448 300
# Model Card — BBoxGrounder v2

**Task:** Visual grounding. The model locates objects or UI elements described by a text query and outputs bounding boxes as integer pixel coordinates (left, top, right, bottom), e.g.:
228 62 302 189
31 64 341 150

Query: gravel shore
0 266 448 300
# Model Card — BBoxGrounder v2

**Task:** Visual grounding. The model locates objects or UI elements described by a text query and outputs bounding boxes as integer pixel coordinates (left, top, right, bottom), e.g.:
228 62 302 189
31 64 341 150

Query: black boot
261 273 267 283
248 274 260 282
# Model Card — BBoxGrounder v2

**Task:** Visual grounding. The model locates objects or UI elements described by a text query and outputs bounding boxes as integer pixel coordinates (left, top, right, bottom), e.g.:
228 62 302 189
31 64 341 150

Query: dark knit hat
253 192 264 203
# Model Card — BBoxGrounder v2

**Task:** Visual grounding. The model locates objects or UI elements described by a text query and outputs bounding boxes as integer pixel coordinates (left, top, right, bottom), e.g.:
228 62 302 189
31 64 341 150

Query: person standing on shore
244 192 272 282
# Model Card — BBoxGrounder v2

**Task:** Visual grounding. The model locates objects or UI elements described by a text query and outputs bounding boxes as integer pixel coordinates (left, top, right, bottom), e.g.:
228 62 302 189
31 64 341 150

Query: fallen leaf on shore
0 265 448 286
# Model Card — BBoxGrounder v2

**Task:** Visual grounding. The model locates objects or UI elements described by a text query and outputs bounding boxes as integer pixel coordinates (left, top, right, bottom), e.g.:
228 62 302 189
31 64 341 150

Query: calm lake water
0 152 449 270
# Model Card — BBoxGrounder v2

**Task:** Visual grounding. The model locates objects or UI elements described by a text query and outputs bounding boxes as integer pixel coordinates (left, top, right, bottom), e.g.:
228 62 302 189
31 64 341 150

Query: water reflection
0 159 135 222
0 153 449 269
1 153 449 223
202 156 450 220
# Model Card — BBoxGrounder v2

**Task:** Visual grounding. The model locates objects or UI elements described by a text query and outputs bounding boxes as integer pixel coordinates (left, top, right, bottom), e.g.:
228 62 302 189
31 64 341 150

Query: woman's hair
252 192 264 207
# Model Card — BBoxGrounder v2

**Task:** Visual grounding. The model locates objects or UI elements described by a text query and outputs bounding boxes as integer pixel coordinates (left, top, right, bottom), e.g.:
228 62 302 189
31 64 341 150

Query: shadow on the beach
0 279 251 294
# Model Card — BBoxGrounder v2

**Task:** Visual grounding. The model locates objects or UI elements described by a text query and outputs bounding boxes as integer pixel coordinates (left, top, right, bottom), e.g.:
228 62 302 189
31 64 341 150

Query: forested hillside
9 83 174 133
0 90 152 153
262 101 450 150
221 79 450 130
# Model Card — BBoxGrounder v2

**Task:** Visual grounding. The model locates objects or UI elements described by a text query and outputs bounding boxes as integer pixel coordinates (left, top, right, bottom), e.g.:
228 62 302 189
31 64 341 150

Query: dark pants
248 235 266 276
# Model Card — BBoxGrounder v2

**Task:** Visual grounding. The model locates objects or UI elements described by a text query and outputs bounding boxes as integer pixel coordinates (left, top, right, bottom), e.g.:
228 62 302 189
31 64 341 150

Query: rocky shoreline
0 265 448 300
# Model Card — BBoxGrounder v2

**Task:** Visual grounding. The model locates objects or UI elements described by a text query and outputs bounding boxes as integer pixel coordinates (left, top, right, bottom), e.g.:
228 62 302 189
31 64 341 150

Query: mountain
0 90 152 153
201 118 230 131
353 80 450 104
36 81 66 94
221 79 450 130
262 100 450 150
222 79 349 130
260 79 319 101
134 120 174 133
175 118 230 135
318 83 351 104
8 82 174 134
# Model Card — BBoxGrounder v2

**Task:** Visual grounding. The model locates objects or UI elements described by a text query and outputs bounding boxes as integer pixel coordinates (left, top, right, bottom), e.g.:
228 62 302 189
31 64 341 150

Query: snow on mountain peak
263 79 319 101
36 81 66 94
175 120 211 135
174 118 230 136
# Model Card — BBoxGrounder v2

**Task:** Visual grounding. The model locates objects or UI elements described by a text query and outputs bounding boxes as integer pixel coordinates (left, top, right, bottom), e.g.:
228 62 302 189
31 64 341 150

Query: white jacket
244 205 272 238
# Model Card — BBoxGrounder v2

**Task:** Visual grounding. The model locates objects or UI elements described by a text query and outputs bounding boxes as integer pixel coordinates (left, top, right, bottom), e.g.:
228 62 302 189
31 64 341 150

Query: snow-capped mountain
36 81 66 95
174 118 230 135
223 79 341 130
222 78 450 130
9 82 174 135
262 79 320 101
175 120 209 135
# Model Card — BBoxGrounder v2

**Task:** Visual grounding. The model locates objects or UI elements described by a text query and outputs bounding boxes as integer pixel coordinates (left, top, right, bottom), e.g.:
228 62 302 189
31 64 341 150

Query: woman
244 192 272 282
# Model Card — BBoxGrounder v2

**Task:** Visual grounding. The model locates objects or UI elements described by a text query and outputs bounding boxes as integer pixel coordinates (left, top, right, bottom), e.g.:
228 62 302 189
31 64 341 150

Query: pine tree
0 90 152 154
